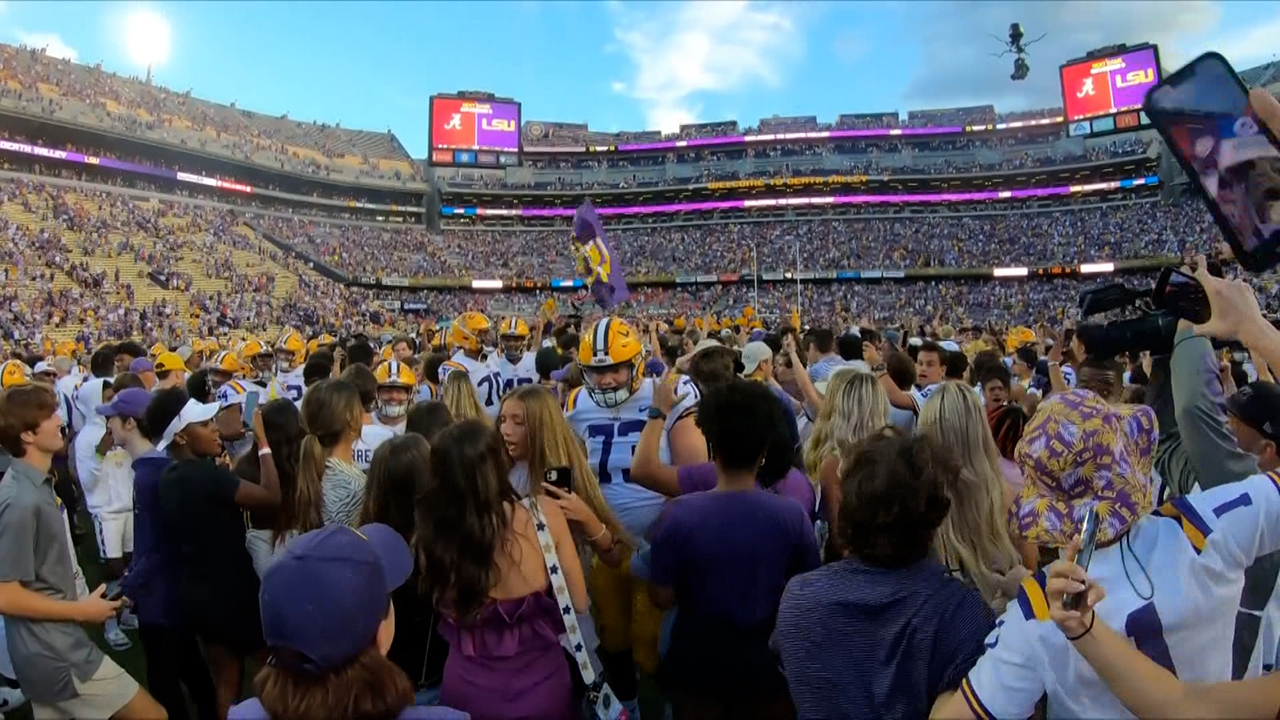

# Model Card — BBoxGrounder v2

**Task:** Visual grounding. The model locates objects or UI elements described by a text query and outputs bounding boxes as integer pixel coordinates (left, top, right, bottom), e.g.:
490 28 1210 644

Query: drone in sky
989 23 1047 81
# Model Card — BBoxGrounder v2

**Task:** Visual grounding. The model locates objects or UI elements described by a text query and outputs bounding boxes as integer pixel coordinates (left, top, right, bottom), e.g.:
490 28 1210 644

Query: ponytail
285 433 326 539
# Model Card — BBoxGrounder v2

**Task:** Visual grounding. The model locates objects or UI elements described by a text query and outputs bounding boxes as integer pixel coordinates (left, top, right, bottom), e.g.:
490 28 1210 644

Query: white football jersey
564 376 698 542
277 367 306 406
353 423 396 471
498 352 539 396
960 471 1280 720
439 350 503 418
370 413 406 436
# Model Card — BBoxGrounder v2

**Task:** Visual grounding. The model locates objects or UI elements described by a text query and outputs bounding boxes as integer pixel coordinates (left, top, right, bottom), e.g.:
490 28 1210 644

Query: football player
213 352 264 460
497 317 539 395
563 316 699 700
274 328 308 405
438 311 503 418
372 360 416 435
239 337 288 400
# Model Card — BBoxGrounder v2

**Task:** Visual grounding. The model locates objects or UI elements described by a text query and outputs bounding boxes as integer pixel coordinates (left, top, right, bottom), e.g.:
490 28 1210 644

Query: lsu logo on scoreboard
1115 69 1154 88
482 117 516 132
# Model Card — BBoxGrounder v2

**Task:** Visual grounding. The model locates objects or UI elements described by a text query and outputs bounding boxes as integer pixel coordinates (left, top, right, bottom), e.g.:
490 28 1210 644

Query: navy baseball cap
1227 381 1280 443
260 523 412 674
96 387 151 420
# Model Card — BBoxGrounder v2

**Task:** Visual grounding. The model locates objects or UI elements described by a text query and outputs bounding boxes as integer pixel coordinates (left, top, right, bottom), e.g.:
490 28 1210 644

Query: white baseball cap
157 399 220 451
741 342 773 376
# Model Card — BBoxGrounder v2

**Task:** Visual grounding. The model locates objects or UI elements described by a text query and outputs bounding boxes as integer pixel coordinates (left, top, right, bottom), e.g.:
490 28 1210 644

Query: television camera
990 23 1045 82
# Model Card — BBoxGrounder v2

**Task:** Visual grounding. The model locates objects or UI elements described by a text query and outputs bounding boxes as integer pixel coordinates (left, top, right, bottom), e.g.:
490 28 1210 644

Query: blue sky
2 0 1277 157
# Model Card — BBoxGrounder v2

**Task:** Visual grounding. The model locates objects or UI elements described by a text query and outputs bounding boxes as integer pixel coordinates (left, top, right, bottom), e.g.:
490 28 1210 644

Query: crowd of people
4 25 1280 720
264 200 1208 280
493 135 1152 191
4 240 1280 718
0 44 418 187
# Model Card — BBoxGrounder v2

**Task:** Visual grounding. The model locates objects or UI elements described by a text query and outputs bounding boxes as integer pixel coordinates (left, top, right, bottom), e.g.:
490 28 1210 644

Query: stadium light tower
123 10 172 84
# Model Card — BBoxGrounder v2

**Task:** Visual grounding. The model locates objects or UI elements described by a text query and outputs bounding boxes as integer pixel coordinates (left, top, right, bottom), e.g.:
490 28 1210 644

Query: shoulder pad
565 386 584 413
1152 495 1212 554
1014 569 1051 621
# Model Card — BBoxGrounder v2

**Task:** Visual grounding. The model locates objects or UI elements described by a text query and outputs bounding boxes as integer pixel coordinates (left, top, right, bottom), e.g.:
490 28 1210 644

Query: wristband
1066 611 1096 641
258 447 273 457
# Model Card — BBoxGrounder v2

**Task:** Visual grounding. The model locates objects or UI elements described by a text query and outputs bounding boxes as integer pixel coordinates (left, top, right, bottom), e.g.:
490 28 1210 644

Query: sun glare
123 10 172 69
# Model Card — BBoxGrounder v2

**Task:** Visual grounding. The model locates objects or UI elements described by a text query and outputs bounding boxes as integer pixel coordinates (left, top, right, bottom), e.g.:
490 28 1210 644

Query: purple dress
437 589 572 720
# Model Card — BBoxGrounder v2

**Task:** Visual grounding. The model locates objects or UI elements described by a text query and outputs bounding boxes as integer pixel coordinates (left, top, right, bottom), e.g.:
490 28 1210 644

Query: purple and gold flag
570 201 629 311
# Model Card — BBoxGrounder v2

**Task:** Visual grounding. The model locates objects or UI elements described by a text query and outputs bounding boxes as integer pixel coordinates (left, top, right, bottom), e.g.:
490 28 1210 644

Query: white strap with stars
523 497 597 685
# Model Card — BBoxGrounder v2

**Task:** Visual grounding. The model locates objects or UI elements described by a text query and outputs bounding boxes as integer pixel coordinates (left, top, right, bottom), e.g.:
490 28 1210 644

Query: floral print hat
1012 388 1158 548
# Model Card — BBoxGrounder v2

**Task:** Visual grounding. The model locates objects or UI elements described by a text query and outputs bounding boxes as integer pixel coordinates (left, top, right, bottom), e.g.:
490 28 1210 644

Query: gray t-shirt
0 458 104 702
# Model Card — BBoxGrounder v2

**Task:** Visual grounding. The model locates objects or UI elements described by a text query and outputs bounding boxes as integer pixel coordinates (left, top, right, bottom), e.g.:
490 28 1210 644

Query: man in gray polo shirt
0 383 163 718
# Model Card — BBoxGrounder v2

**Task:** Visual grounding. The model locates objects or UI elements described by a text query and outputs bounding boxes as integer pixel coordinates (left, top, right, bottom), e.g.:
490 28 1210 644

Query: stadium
5 14 1280 720
1 40 1276 344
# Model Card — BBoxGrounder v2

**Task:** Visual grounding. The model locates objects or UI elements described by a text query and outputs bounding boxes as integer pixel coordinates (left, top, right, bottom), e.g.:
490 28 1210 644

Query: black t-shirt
157 457 262 649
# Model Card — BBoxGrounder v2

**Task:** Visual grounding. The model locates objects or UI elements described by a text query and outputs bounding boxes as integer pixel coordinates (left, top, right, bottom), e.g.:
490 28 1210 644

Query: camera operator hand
1189 254 1267 344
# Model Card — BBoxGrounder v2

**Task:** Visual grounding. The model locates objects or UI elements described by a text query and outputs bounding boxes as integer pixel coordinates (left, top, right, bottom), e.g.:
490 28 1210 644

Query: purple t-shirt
649 490 821 627
676 463 817 523
229 698 468 719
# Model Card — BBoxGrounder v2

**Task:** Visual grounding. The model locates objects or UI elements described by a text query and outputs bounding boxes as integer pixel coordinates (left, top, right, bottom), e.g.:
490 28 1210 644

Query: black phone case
1144 51 1280 273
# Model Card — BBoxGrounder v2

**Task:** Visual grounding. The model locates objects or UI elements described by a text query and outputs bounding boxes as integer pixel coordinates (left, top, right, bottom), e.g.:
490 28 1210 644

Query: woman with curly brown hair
414 419 586 718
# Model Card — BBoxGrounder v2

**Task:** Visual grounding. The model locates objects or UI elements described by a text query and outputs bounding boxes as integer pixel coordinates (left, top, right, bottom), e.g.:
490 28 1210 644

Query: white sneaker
104 625 132 651
118 610 139 631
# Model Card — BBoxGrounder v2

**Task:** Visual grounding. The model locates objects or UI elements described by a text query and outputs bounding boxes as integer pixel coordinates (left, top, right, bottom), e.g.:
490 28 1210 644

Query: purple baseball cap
96 387 151 419
129 357 154 374
644 358 666 377
260 523 412 674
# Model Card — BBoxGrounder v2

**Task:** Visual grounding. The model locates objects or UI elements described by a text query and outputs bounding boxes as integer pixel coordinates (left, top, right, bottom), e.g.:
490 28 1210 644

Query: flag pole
752 242 759 312
795 242 801 326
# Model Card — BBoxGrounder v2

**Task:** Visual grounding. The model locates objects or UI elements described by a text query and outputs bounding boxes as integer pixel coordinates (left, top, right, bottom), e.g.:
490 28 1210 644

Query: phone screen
1157 268 1212 323
1146 53 1280 270
242 391 259 427
1064 506 1099 611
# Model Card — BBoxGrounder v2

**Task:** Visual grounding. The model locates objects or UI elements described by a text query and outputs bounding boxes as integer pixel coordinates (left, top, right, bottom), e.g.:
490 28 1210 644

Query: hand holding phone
1063 506 1100 612
545 467 572 493
1153 267 1212 324
1146 52 1280 272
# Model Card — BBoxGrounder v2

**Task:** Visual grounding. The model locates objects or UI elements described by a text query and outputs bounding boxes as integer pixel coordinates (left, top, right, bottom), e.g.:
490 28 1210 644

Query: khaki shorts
32 655 140 720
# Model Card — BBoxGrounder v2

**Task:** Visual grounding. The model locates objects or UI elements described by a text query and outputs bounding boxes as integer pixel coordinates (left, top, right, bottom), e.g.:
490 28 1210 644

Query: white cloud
901 1 1221 112
610 1 803 132
610 80 627 93
15 31 79 62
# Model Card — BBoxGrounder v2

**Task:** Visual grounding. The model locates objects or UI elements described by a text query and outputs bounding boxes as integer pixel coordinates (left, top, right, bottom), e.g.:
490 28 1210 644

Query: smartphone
242 391 259 428
1064 505 1100 612
1145 52 1280 272
104 585 127 602
545 467 572 493
1152 267 1212 323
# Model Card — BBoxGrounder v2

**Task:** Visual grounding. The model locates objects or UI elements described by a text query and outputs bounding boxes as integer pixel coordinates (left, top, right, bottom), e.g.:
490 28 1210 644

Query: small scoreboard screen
1060 45 1161 138
428 95 521 167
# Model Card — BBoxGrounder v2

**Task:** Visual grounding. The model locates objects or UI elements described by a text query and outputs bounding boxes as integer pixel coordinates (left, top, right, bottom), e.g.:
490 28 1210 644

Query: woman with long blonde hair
804 370 889 531
498 385 628 567
916 380 1027 610
441 370 486 422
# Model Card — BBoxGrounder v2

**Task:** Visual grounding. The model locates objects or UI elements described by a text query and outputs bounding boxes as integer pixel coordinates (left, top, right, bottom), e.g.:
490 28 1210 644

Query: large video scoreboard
428 95 521 168
1060 44 1161 138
